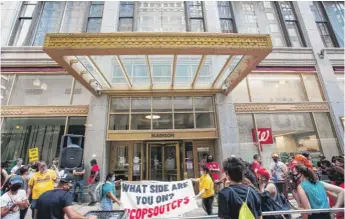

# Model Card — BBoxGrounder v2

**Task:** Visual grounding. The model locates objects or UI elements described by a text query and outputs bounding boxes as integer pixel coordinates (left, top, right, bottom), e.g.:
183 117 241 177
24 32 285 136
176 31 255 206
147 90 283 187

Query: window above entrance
43 32 272 95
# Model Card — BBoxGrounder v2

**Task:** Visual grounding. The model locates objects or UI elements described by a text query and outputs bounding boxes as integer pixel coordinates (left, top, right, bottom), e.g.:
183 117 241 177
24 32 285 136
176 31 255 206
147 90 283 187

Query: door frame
146 141 181 181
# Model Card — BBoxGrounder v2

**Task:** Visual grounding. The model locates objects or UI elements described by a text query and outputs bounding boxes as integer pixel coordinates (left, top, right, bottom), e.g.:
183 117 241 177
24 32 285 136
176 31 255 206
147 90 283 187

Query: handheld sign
28 148 39 163
121 180 197 219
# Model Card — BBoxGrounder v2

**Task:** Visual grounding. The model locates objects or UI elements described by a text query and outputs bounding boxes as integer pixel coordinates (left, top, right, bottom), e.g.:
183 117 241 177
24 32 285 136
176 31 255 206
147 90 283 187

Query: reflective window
60 2 89 33
323 1 344 47
67 116 87 135
236 114 258 162
247 74 307 102
86 1 104 33
217 1 235 33
0 75 15 106
108 96 215 130
230 80 250 103
9 75 73 105
301 74 324 101
186 1 205 32
1 117 66 164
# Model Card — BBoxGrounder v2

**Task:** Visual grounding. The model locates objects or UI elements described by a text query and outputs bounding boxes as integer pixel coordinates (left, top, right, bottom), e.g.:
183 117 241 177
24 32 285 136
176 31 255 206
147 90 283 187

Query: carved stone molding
234 102 329 113
1 105 89 117
325 48 344 67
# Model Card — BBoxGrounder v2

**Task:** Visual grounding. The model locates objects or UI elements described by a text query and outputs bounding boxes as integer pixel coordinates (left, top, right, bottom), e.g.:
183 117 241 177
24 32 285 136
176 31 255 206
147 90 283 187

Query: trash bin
85 210 128 219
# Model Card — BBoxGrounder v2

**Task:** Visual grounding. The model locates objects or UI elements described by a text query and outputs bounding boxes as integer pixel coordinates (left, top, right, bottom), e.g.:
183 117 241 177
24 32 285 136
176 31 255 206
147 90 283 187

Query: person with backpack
296 164 344 219
191 165 215 215
98 173 120 210
88 159 100 206
218 157 262 219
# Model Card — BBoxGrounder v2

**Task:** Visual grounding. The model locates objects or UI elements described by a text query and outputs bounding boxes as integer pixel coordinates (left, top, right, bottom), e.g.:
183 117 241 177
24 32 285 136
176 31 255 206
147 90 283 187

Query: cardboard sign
28 148 39 163
121 180 198 219
252 128 274 145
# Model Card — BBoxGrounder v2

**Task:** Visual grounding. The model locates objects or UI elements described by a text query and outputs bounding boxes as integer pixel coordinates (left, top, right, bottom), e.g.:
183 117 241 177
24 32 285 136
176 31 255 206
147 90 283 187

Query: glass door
110 143 133 181
147 142 180 181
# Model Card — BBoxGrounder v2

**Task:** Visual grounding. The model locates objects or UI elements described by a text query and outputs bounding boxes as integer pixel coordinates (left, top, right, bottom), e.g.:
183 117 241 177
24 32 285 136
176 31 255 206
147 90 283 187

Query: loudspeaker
59 134 84 169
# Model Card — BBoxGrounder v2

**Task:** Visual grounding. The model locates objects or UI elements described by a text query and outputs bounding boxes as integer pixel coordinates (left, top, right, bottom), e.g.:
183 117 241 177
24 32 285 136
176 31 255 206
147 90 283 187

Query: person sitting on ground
218 157 262 219
100 173 121 211
296 164 344 219
35 173 96 219
0 176 29 219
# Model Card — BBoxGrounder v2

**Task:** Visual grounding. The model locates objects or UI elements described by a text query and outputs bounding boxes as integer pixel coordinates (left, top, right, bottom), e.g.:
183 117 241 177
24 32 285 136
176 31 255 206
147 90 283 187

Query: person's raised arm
321 181 345 208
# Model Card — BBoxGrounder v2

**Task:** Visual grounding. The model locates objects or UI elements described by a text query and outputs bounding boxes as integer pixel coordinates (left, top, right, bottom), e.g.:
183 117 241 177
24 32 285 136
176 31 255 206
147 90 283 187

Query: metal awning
43 32 272 96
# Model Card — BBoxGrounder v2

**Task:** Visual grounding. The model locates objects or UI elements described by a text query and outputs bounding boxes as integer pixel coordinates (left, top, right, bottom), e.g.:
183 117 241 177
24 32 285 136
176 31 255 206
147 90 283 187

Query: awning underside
43 32 272 95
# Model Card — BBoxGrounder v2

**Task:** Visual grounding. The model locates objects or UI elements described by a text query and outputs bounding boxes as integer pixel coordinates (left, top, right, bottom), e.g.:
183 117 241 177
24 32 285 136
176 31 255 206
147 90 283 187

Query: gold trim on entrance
234 102 329 113
107 129 217 141
1 105 89 117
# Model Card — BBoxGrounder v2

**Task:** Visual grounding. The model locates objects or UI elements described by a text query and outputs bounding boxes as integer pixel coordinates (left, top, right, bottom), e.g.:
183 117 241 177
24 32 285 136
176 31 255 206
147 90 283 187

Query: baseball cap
10 175 23 185
272 153 279 158
60 173 74 183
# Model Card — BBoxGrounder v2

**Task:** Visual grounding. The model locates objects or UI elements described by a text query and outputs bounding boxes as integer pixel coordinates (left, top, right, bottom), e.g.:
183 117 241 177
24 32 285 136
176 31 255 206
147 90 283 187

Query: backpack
95 181 111 202
229 187 255 219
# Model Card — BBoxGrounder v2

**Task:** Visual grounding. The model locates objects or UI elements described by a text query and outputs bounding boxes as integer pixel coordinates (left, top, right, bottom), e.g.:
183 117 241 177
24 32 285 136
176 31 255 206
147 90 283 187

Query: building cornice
234 102 329 113
1 105 89 117
325 48 344 67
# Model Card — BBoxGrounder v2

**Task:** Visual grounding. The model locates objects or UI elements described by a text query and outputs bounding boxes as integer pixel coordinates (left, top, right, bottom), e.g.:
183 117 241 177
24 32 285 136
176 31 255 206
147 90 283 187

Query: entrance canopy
43 32 272 96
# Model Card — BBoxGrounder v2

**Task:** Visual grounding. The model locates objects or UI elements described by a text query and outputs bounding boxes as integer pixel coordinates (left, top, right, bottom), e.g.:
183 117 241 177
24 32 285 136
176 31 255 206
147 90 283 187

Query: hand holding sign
121 180 197 219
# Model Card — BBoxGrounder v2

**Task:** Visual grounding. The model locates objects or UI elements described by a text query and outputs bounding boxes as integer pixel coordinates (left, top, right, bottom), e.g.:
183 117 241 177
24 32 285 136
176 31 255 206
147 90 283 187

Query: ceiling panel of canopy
43 32 272 96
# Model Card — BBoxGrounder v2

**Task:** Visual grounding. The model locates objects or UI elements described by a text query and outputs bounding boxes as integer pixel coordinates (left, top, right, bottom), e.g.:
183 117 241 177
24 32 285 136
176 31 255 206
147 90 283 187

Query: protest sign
29 147 39 163
121 179 197 219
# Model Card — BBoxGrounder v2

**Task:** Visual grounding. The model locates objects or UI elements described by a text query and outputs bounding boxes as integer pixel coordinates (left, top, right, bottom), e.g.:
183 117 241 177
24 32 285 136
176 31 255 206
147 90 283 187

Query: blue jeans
100 197 113 210
30 199 37 218
72 180 84 203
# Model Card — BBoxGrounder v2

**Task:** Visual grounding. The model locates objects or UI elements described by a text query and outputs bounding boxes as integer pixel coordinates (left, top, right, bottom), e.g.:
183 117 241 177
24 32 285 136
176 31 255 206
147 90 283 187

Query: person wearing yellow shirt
191 165 215 215
26 161 56 219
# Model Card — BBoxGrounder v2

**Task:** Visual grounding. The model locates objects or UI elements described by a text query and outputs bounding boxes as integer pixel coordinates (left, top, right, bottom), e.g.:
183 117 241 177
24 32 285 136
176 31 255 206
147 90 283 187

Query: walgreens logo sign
251 128 273 145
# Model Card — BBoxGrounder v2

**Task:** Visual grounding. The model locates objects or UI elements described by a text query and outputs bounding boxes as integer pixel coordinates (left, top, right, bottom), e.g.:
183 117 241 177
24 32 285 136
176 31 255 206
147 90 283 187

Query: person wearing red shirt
251 154 261 177
326 166 344 219
88 159 100 206
205 155 220 181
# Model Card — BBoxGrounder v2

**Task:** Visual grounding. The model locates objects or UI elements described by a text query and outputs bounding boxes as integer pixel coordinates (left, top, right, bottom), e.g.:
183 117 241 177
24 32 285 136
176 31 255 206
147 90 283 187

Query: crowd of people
193 152 345 219
0 152 344 219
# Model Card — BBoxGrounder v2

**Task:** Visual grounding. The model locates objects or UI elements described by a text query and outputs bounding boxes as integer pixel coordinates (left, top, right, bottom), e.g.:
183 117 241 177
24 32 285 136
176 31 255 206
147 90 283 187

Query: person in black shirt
35 173 96 219
218 157 262 219
72 164 85 203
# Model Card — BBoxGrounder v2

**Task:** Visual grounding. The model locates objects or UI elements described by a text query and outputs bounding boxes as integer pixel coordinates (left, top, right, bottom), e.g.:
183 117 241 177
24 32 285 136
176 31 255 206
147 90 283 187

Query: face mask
200 171 204 176
273 158 278 162
111 176 115 182
10 184 21 192
292 173 301 183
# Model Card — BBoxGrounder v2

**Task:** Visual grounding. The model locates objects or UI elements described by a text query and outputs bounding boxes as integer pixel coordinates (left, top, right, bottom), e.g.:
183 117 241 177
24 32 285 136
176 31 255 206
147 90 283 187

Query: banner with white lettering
121 180 197 219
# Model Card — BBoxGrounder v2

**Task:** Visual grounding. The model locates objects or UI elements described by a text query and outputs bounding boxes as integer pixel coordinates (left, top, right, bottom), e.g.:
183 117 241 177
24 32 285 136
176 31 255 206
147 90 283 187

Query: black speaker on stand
59 134 84 170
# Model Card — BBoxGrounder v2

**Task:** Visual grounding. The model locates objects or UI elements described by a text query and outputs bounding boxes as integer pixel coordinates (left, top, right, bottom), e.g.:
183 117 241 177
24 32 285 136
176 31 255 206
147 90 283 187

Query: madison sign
151 133 175 138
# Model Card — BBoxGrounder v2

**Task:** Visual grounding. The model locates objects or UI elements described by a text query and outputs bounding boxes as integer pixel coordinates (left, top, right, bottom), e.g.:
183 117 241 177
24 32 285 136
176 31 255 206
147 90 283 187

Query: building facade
1 1 344 183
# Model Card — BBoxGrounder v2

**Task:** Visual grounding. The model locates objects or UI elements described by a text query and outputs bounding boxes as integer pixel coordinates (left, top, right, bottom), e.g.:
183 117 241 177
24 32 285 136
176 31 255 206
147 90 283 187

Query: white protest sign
121 180 198 219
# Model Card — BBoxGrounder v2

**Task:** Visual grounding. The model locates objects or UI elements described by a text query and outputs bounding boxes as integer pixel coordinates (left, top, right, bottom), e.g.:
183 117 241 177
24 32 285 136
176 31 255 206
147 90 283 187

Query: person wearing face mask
0 176 29 219
100 173 120 211
270 154 287 195
191 165 215 215
35 173 96 219
27 161 57 219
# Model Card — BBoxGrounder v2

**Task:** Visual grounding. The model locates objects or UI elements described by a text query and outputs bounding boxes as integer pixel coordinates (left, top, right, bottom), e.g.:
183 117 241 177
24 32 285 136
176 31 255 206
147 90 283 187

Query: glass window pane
314 113 340 159
21 4 36 17
190 19 204 32
194 97 213 111
33 2 66 45
119 3 134 17
323 1 344 47
152 113 173 129
152 65 171 83
109 114 129 130
131 97 151 112
131 114 151 130
174 113 194 129
248 74 307 102
87 18 102 33
152 97 172 112
61 2 89 33
13 19 32 46
1 75 15 106
10 75 72 105
230 79 250 103
1 117 66 164
188 4 203 17
302 74 323 101
67 117 87 135
220 19 233 33
110 98 130 113
195 113 215 128
173 97 193 112
236 114 258 162
72 81 92 105
119 18 133 31
90 4 104 17
218 5 231 19
255 113 321 169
